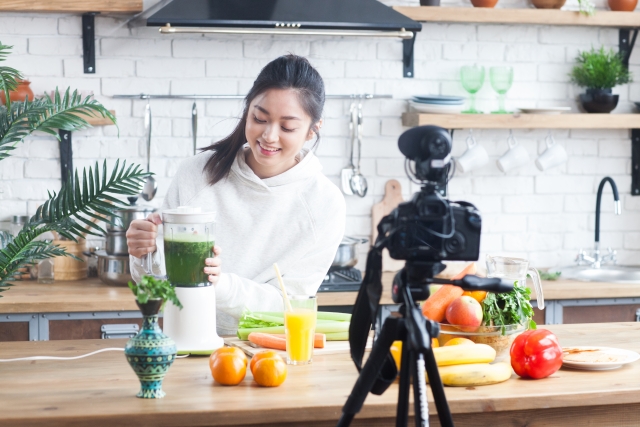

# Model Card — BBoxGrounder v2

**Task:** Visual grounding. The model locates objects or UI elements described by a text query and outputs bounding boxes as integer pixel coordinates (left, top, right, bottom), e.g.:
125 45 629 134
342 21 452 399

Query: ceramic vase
0 79 34 105
125 299 177 399
579 88 619 114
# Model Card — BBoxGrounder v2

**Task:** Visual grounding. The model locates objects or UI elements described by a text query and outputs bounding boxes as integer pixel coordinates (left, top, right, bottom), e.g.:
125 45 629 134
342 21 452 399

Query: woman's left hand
204 246 222 284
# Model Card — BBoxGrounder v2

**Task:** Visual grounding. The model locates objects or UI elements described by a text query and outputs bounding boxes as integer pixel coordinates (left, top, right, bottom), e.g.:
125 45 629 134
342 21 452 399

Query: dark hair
202 54 325 185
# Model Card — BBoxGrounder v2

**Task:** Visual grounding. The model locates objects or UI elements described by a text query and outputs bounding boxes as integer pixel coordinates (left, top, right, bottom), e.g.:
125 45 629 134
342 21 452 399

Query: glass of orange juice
284 295 317 365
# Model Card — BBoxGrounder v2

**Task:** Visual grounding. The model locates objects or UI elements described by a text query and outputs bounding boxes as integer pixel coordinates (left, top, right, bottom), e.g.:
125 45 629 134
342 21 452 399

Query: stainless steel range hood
146 0 422 77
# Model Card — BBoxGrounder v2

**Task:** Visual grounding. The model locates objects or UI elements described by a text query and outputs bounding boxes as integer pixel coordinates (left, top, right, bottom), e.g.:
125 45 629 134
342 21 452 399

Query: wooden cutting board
224 337 372 358
371 179 405 272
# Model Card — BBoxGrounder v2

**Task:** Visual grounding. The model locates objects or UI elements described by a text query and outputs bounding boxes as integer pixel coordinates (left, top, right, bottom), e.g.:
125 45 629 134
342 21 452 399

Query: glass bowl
437 323 527 361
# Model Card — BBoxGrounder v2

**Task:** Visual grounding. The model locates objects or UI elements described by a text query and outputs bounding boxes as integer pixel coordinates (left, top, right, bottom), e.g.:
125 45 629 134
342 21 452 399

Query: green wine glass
489 66 514 114
460 65 485 114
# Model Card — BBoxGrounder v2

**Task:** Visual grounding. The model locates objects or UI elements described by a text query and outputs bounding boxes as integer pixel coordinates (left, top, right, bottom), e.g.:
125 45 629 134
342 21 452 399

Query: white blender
145 206 223 355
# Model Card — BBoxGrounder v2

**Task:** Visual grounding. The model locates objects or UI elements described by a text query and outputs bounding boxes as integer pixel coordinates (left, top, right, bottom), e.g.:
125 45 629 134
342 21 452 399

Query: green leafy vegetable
540 271 561 281
128 275 182 310
481 282 536 335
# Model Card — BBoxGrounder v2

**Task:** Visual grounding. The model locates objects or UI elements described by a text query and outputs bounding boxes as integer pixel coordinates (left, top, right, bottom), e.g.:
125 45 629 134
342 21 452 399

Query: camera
379 125 482 262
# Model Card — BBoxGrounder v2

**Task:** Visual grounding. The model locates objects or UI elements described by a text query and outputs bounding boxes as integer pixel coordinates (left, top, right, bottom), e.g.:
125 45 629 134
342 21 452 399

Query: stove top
317 267 362 292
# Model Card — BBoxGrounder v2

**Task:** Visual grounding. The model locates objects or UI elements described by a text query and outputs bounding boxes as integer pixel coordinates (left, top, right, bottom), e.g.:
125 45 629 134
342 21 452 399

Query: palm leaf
0 43 21 106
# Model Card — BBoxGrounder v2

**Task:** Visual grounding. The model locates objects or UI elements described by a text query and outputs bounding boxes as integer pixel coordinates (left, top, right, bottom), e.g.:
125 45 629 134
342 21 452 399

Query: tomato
510 329 563 379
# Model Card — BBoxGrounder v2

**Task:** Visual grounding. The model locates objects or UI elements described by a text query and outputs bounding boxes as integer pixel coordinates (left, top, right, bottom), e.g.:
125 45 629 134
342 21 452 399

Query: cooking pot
105 231 129 256
93 250 132 286
108 205 156 232
331 236 368 269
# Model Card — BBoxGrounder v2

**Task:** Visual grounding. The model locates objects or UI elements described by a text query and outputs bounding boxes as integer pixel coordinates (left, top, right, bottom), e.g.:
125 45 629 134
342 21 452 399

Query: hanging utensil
191 101 197 156
349 101 368 197
141 101 158 202
340 102 357 195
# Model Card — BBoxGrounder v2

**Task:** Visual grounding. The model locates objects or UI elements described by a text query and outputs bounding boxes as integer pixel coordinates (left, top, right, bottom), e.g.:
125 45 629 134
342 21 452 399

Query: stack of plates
409 95 465 114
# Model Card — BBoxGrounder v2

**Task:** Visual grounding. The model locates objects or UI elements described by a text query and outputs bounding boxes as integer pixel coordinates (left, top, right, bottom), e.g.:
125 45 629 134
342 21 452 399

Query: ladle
141 101 157 202
191 101 197 156
349 101 368 197
340 102 357 195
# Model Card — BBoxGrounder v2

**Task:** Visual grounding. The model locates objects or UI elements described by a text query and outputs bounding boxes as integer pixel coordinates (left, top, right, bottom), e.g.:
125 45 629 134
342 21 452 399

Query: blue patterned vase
125 299 177 399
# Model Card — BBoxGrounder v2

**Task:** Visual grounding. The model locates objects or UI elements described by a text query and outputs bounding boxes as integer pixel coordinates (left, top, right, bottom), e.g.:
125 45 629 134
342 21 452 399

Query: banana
437 362 513 387
432 343 496 366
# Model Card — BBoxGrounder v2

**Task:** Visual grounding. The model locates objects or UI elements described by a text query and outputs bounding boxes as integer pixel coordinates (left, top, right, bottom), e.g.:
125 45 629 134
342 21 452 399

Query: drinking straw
273 263 293 312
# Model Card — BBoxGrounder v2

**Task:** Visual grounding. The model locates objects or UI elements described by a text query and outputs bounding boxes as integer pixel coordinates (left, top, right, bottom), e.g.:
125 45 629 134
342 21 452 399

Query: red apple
445 296 482 332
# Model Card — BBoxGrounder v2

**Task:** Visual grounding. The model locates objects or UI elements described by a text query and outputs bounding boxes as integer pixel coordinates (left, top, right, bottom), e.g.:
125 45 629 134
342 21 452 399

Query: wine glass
489 66 514 114
460 65 485 114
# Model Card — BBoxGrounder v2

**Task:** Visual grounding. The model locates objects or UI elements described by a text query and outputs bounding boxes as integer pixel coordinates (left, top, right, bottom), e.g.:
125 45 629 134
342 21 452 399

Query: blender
145 206 223 355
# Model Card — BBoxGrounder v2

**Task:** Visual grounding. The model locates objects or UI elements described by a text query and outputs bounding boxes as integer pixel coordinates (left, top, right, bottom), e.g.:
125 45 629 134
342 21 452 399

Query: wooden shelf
85 110 116 126
402 112 640 129
0 0 142 13
393 6 640 27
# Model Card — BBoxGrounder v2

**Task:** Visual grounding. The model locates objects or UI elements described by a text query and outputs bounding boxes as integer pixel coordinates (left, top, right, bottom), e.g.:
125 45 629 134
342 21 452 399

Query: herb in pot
569 47 632 90
481 283 536 334
128 275 183 310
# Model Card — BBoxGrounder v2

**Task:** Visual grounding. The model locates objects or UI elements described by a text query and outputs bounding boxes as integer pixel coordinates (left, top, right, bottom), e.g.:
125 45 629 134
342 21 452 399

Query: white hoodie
130 146 346 335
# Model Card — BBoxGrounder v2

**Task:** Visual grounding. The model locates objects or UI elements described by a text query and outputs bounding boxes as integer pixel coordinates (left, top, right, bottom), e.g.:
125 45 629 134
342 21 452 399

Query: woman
126 55 346 335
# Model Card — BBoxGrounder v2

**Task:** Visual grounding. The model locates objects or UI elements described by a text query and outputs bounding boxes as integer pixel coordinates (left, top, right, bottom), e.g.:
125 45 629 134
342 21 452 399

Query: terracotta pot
471 0 499 7
608 0 637 11
531 0 567 8
0 79 34 105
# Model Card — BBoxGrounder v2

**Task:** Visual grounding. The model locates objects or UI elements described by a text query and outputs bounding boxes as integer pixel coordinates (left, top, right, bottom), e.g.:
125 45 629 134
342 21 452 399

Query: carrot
248 332 286 351
421 263 476 322
271 333 326 349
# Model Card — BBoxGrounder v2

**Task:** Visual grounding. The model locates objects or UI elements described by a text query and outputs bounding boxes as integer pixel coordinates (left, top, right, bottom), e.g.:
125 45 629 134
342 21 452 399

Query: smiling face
244 88 320 179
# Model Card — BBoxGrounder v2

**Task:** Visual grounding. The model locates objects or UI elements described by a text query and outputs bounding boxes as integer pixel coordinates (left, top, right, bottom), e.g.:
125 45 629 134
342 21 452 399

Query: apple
445 296 482 332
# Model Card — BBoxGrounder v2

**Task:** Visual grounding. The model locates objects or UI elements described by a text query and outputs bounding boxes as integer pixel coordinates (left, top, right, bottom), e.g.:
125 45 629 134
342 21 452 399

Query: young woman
126 55 346 335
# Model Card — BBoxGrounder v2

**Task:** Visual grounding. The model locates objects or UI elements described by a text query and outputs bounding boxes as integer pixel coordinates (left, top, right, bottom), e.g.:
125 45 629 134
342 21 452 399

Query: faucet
576 176 622 268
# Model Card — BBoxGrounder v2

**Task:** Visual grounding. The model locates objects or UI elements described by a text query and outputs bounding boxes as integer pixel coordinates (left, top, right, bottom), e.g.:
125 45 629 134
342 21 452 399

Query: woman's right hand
126 213 162 258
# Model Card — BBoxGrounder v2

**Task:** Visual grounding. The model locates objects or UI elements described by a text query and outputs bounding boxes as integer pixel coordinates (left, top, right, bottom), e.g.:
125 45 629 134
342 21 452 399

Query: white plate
562 346 640 370
517 107 572 115
409 101 464 114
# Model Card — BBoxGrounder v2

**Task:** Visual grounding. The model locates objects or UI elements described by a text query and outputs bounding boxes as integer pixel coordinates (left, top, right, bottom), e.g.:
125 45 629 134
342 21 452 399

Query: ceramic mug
497 132 529 173
535 133 567 171
456 133 489 173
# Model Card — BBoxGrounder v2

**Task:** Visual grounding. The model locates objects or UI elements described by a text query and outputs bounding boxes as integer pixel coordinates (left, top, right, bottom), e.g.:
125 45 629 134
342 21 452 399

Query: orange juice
284 308 316 365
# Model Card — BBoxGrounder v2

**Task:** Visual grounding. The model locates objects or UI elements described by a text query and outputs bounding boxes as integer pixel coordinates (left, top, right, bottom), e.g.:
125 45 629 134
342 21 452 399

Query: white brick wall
1 1 640 271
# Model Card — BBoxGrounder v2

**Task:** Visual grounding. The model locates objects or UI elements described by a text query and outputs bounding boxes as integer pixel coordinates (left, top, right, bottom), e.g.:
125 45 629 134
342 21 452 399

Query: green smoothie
164 233 214 287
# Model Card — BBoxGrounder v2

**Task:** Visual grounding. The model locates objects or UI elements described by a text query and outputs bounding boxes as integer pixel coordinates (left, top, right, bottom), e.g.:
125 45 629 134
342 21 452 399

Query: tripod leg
396 342 412 427
424 347 454 427
337 316 401 427
411 353 428 427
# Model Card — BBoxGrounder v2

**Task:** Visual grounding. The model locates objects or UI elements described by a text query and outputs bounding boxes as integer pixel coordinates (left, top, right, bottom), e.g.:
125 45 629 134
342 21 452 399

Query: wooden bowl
531 0 567 8
471 0 499 7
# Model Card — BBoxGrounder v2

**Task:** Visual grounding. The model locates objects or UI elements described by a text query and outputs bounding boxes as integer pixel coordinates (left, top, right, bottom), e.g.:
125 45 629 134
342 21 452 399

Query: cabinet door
563 304 640 324
0 322 30 341
48 318 164 340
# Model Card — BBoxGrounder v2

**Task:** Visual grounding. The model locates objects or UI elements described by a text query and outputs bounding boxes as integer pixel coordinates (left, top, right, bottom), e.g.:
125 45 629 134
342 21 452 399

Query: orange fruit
390 339 439 371
253 354 287 387
462 290 487 303
443 337 475 347
250 350 281 374
209 347 247 386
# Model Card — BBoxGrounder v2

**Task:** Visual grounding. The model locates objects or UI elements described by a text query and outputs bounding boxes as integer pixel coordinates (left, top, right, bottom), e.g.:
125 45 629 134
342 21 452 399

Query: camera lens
444 232 466 254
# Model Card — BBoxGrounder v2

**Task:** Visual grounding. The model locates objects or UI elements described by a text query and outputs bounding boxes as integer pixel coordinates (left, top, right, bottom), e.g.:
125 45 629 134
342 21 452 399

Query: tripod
337 261 512 427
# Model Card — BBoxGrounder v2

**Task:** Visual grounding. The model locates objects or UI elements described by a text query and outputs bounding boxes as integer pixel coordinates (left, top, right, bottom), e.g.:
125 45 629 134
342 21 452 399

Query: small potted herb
570 47 632 113
125 276 182 399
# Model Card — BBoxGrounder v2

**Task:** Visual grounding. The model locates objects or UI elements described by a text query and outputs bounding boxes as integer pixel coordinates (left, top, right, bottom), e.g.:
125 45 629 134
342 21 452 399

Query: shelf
401 112 640 129
0 0 142 13
85 110 116 127
393 6 640 28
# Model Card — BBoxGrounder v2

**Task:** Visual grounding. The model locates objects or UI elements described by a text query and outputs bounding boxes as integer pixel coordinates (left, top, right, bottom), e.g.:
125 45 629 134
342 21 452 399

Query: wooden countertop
2 323 640 426
0 274 638 314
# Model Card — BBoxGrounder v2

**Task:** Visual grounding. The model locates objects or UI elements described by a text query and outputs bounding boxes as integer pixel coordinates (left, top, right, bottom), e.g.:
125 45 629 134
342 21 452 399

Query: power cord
0 347 191 362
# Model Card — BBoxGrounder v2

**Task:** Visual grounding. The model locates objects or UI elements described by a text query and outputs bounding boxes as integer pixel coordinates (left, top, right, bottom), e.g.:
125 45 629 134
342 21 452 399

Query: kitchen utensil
461 65 485 114
349 102 368 197
517 107 571 114
141 101 157 202
191 101 197 155
273 263 293 312
331 236 369 268
496 131 529 173
340 102 357 195
456 130 489 173
94 250 131 286
535 132 567 171
486 254 545 309
561 346 640 370
371 179 405 272
411 96 465 105
489 66 514 114
108 204 156 232
105 231 129 256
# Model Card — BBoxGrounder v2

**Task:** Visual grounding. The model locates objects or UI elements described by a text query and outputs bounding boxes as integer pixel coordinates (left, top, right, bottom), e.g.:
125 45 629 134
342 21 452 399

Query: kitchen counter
2 322 640 426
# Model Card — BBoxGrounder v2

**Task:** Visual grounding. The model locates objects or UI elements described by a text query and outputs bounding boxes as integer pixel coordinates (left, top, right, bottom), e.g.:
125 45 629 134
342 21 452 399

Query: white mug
456 134 489 173
497 133 529 173
535 134 567 171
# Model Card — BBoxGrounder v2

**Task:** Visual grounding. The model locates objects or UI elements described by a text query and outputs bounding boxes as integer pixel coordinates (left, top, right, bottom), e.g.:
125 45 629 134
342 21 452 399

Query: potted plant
125 276 182 399
570 47 632 113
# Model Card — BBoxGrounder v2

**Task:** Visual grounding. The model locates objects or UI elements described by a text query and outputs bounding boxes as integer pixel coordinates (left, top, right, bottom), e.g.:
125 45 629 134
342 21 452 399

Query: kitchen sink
558 265 640 284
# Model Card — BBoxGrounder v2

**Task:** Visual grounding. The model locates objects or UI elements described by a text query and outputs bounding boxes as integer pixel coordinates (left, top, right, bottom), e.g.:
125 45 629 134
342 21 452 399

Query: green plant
0 42 150 293
569 47 633 90
577 0 595 16
128 275 183 309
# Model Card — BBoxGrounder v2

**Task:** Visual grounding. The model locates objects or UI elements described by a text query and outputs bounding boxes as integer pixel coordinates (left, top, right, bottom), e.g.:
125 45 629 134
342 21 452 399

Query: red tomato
510 329 563 379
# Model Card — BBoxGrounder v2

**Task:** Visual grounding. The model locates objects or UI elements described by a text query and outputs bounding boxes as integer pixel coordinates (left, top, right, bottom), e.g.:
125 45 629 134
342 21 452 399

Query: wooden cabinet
563 304 640 324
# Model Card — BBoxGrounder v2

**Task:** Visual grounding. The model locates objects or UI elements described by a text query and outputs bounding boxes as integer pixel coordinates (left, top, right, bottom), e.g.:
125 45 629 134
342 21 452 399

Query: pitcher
486 255 545 310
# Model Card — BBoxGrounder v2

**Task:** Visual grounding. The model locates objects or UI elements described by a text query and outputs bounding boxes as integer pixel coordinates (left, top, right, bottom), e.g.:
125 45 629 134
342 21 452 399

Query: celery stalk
325 331 349 341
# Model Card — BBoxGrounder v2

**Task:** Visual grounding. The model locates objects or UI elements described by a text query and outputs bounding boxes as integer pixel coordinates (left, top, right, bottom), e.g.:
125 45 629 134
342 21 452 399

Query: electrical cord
0 347 191 362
